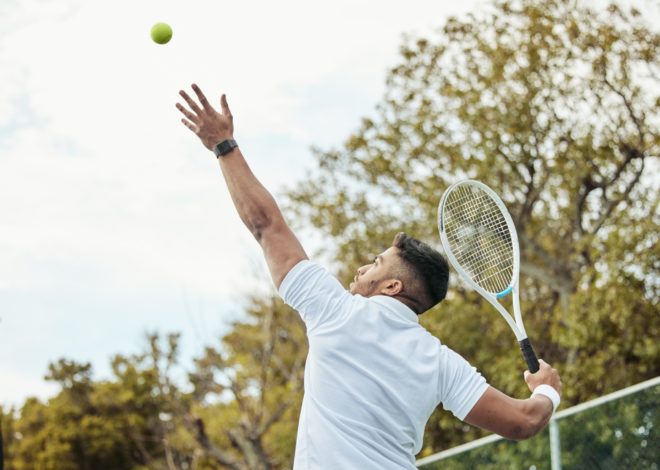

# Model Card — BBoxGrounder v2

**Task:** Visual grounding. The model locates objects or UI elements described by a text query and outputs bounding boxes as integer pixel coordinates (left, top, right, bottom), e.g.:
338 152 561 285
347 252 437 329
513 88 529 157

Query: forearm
494 395 552 440
465 361 561 440
176 86 308 286
217 147 282 239
466 387 554 440
175 87 280 236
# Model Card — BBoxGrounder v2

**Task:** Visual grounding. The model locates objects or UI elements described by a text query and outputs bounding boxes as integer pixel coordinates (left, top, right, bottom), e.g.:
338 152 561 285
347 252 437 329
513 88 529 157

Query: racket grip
519 338 540 373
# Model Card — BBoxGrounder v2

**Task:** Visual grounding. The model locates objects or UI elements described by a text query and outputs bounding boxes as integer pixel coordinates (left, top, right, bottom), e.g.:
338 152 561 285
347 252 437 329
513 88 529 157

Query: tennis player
176 85 562 469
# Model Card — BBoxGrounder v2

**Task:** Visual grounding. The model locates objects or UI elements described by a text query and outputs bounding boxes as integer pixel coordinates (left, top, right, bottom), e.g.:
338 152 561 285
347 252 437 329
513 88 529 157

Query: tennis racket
438 179 539 373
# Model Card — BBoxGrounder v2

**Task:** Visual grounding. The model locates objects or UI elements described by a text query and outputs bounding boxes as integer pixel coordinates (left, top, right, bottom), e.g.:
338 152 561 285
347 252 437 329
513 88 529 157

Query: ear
380 278 403 296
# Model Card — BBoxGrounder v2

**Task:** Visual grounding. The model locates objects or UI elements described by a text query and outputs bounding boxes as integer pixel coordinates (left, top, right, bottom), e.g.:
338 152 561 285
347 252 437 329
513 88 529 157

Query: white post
549 417 561 470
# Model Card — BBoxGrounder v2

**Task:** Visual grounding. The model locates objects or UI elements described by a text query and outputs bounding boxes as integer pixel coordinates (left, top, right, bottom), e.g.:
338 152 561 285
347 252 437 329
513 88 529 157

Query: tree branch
518 230 576 297
256 306 276 426
128 429 154 466
190 416 243 470
227 428 272 470
602 76 644 138
163 438 178 470
520 260 574 298
590 156 645 236
229 382 253 423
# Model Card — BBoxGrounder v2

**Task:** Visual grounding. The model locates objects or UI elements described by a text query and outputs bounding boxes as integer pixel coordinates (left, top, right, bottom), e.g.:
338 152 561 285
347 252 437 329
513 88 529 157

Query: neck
392 292 422 315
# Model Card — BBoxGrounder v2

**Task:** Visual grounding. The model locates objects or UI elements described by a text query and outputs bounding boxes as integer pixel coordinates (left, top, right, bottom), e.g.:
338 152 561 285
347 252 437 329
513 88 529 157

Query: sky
0 0 490 406
1 0 657 409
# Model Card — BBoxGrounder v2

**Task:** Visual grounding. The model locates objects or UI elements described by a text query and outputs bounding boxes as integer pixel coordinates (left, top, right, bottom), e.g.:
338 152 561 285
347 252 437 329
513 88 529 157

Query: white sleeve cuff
532 384 560 413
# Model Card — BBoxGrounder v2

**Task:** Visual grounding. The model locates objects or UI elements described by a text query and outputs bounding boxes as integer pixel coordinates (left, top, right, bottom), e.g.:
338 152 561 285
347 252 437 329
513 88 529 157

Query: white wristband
532 384 560 413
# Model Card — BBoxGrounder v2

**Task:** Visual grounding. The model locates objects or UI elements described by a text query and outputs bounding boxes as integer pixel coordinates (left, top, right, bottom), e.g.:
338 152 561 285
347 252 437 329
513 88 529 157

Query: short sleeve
437 345 489 420
279 260 353 334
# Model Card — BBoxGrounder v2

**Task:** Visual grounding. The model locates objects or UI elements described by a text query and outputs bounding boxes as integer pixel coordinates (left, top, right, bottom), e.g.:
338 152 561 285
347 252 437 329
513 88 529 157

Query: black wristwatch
213 138 238 158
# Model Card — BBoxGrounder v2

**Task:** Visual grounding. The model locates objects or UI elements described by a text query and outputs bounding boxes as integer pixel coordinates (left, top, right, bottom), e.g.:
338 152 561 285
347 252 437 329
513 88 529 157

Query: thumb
220 94 231 116
523 370 531 381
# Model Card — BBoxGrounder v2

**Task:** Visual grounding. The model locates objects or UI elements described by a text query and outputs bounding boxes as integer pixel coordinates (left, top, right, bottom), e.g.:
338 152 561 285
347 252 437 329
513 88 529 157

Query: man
176 84 562 469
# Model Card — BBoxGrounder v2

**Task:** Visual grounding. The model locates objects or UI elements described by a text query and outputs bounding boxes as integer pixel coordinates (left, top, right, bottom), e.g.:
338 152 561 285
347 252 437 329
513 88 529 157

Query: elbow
250 214 287 243
507 406 548 441
248 215 273 241
250 225 266 242
503 423 537 441
507 422 541 441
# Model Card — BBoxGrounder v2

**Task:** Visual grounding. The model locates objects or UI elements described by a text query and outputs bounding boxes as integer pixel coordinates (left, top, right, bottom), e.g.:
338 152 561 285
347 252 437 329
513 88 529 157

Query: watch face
214 139 237 157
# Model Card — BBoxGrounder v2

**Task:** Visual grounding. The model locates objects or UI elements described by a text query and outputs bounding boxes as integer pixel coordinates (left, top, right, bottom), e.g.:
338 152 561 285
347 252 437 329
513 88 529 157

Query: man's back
176 85 562 468
281 261 488 469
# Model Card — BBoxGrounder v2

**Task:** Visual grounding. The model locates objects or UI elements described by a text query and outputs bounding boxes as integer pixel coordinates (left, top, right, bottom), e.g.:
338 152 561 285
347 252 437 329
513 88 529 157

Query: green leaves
286 0 659 455
2 1 658 466
4 335 198 470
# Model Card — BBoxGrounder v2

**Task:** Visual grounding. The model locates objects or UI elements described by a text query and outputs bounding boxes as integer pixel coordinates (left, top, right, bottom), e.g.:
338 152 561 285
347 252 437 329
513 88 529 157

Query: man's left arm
464 360 561 440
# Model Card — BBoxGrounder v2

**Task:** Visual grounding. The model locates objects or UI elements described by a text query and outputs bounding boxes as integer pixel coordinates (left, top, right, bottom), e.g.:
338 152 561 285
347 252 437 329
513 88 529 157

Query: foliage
2 0 659 468
188 295 306 470
558 384 659 469
2 335 199 470
2 300 306 470
286 0 659 456
419 383 659 469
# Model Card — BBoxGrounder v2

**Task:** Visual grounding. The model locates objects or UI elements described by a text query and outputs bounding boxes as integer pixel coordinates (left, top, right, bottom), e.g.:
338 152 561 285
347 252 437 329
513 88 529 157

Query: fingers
179 89 203 116
180 117 199 134
220 94 232 117
176 85 232 142
176 102 198 123
524 359 547 379
192 83 214 112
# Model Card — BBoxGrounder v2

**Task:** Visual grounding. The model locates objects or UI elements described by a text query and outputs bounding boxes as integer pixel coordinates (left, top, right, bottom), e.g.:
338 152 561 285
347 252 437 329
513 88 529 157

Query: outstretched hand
176 84 234 151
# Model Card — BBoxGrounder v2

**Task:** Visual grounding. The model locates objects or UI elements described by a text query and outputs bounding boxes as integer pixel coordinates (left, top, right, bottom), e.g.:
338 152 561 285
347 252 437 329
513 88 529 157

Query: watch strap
213 138 238 157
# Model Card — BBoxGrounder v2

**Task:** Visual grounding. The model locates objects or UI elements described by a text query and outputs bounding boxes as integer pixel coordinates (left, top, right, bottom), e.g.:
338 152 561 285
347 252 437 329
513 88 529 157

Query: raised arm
465 360 562 440
176 84 307 288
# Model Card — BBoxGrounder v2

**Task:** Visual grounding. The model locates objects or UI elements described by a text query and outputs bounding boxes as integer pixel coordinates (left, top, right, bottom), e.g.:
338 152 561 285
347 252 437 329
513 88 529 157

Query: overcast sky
0 0 490 406
1 0 656 408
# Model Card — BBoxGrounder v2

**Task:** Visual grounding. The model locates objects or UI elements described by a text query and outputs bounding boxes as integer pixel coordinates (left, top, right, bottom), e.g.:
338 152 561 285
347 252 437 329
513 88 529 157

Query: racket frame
438 179 528 341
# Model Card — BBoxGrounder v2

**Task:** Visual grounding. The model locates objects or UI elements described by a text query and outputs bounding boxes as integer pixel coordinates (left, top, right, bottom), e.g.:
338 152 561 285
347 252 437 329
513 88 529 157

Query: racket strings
443 184 514 294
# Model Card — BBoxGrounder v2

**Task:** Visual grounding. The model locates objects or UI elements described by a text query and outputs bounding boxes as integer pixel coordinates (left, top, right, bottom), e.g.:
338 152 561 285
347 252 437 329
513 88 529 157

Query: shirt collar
370 295 419 323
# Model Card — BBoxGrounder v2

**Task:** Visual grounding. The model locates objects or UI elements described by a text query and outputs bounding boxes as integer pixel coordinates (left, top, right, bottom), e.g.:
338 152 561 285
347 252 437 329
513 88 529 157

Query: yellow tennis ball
151 22 173 45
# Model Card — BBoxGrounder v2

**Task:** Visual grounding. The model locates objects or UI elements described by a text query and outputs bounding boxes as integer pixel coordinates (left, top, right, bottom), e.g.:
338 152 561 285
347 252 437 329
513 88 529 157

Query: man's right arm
176 84 307 288
464 360 562 440
215 145 307 288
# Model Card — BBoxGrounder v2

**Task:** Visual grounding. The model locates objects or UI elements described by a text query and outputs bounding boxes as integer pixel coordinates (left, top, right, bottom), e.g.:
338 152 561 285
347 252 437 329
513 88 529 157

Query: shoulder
279 260 330 296
278 260 356 332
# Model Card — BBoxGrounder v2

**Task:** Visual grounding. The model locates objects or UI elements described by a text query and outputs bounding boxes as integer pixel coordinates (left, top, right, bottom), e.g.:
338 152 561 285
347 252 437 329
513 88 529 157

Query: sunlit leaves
286 0 659 456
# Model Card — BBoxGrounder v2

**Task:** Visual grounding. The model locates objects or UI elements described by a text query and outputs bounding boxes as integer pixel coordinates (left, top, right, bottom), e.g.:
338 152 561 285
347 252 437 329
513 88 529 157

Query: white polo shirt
279 260 489 469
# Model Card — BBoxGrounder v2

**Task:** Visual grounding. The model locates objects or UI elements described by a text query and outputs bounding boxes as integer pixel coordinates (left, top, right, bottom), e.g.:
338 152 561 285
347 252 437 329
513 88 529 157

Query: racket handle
519 338 540 373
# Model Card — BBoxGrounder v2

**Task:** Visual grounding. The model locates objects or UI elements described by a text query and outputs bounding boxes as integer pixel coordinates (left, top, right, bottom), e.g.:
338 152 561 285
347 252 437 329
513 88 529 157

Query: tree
3 0 658 466
6 360 129 470
286 0 659 456
4 335 199 470
188 295 307 470
2 305 306 470
1 406 7 470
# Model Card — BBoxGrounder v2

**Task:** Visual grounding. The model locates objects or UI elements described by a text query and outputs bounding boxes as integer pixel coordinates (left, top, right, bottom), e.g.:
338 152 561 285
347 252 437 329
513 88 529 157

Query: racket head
438 179 520 297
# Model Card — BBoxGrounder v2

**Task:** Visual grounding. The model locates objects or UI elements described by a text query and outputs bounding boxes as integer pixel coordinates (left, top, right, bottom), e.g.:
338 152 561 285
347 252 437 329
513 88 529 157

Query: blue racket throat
496 286 513 299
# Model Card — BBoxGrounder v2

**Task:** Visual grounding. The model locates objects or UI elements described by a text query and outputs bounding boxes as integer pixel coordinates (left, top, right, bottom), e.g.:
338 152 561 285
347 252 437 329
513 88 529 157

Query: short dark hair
392 232 449 313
